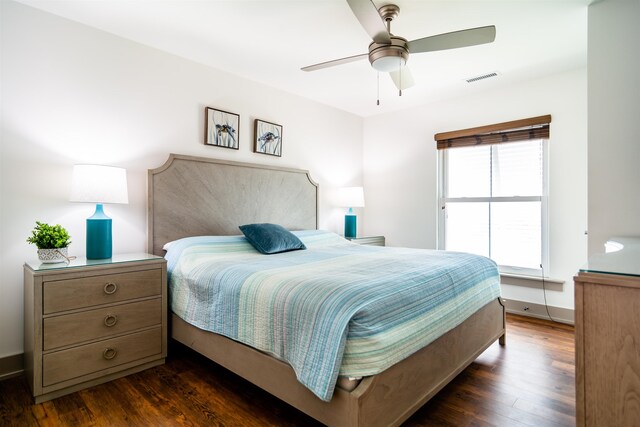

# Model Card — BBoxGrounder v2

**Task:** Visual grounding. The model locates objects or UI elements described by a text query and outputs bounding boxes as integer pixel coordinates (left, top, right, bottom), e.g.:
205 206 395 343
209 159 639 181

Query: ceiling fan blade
301 53 368 72
408 25 496 54
346 0 391 44
389 66 415 91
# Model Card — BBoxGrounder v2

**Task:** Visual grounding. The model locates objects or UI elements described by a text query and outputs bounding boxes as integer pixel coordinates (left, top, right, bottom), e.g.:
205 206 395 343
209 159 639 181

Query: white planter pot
37 247 69 264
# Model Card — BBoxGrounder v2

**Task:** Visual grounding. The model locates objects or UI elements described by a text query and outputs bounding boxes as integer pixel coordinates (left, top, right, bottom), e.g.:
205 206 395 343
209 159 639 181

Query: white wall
363 68 588 311
0 1 363 357
587 0 640 256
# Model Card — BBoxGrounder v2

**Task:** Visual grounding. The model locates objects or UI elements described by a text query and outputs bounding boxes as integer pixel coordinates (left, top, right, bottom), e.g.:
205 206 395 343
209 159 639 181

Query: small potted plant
27 221 72 263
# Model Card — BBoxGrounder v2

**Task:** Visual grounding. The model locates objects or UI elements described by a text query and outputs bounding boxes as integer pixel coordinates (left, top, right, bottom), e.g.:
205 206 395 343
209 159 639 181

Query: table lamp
70 164 129 259
337 186 365 239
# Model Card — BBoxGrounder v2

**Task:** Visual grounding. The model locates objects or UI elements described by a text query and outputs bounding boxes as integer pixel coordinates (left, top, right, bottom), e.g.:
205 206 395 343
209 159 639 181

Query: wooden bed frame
148 153 506 427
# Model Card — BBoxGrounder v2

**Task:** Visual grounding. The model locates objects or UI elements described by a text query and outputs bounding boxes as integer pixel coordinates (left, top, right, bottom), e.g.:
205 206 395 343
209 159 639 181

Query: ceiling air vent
465 71 499 83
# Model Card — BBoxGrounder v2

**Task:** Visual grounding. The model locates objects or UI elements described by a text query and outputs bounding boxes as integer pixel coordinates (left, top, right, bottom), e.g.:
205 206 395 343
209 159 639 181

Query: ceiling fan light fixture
368 36 409 72
371 55 406 72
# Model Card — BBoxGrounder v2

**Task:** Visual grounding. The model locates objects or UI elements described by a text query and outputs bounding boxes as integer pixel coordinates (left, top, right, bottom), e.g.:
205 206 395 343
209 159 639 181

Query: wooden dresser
574 238 640 426
24 253 167 403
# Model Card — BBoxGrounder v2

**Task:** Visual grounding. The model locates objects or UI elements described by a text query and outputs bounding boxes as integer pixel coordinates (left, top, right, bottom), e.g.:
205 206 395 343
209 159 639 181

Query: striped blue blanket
165 230 501 401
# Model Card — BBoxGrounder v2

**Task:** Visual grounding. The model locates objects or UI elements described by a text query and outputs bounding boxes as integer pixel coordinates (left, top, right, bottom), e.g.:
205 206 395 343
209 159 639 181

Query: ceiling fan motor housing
378 4 400 22
368 36 409 72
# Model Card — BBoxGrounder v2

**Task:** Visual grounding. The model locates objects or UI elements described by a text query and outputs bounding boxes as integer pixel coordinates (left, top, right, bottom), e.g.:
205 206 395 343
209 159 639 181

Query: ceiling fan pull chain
399 57 402 97
377 72 380 106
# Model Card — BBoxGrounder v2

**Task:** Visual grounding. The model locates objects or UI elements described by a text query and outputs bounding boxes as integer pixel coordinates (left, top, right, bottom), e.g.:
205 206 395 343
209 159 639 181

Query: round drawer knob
103 282 117 295
104 314 118 327
103 347 118 360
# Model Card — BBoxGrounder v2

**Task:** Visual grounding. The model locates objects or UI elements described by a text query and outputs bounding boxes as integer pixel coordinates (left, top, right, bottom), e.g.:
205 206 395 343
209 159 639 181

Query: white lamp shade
336 186 365 208
70 164 129 204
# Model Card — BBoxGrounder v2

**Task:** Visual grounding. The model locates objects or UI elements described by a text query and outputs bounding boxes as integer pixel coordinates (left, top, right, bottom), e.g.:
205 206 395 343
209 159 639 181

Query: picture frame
253 119 282 157
205 107 240 150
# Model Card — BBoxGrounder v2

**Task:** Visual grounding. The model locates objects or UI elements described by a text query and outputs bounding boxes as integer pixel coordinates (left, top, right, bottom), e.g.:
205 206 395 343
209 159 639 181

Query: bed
148 153 506 427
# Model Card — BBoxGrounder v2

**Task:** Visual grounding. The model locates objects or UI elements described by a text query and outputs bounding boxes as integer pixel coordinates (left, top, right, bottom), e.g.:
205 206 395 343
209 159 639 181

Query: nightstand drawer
43 327 162 387
43 298 162 350
43 269 162 314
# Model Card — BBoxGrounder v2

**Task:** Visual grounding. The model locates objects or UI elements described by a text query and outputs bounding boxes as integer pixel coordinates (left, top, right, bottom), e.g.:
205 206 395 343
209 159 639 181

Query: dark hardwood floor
0 314 575 426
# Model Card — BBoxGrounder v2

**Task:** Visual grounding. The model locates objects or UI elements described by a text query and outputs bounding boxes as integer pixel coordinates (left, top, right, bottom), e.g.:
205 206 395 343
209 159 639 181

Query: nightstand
346 236 386 246
23 253 167 403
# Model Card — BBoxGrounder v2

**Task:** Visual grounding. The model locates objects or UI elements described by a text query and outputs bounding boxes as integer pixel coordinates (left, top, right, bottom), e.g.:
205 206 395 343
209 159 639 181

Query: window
436 116 550 276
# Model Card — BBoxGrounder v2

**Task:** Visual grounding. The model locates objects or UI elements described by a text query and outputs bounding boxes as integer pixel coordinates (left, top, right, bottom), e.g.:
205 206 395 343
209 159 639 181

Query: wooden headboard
147 154 319 256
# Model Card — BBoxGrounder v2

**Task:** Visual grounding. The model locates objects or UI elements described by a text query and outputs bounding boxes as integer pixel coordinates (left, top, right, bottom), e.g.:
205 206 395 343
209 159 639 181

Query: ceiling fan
301 0 496 93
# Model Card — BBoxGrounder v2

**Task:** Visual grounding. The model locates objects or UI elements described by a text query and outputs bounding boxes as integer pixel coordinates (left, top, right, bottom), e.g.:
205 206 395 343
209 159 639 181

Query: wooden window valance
435 115 551 150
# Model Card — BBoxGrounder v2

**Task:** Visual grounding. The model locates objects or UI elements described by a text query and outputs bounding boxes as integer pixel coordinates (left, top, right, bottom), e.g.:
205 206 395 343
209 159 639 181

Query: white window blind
440 139 548 274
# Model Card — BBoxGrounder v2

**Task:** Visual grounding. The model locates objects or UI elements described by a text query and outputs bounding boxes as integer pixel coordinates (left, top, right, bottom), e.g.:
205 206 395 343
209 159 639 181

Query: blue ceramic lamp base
344 210 357 239
86 203 112 259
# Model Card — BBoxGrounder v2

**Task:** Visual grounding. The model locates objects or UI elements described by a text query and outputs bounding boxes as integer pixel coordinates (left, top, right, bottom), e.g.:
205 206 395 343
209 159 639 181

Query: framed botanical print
205 107 239 150
253 119 282 157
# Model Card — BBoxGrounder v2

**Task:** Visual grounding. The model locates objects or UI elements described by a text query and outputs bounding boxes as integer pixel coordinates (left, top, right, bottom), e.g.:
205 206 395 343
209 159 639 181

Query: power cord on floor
540 263 557 323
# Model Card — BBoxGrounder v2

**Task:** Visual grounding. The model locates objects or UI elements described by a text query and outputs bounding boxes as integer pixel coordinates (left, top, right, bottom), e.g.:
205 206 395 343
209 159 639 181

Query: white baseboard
503 298 574 325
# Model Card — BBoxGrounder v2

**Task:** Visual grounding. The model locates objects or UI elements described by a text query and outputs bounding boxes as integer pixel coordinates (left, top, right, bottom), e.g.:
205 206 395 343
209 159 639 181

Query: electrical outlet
523 306 530 311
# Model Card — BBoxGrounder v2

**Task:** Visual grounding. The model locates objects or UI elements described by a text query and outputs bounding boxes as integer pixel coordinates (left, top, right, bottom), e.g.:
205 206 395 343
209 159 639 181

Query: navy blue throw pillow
239 223 306 254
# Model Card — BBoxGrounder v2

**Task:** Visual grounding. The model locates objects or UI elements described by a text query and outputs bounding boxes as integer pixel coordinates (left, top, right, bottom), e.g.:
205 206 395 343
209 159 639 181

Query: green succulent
26 221 71 249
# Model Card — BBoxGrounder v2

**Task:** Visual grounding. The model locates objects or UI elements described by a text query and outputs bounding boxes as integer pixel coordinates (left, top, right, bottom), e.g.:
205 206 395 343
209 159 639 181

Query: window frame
437 138 550 277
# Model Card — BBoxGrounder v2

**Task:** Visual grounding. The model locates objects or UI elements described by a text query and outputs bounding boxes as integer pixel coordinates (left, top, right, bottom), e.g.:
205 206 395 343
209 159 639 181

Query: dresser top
25 252 164 273
580 237 640 277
